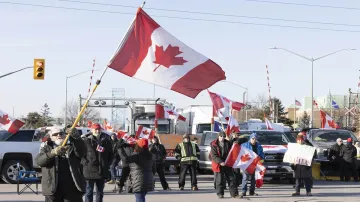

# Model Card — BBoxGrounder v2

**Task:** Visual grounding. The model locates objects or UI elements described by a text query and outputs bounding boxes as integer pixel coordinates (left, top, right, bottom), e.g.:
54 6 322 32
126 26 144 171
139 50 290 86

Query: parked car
283 131 297 143
0 129 41 184
198 130 294 183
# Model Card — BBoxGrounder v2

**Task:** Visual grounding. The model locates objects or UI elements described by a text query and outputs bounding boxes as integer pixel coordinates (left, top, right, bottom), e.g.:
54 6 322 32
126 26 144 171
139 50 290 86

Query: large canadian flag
225 144 266 188
0 110 24 134
136 125 155 140
320 110 338 128
108 8 226 98
156 104 186 121
225 115 240 135
208 90 245 119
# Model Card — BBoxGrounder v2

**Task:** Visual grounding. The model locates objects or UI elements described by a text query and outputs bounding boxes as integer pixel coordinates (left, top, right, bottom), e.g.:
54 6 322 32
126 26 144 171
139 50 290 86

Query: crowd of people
36 123 358 201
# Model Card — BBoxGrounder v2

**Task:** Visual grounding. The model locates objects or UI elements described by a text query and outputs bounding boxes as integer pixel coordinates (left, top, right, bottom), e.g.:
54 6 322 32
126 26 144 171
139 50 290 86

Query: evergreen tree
40 103 53 126
264 97 294 127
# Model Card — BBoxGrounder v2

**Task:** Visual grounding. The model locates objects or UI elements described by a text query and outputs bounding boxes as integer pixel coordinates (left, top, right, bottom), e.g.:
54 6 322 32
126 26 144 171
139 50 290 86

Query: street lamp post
270 47 355 127
65 69 98 126
220 80 249 121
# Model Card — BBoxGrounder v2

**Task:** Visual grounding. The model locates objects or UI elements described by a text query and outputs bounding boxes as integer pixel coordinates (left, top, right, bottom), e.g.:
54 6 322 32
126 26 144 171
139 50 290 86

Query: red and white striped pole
266 65 273 122
83 58 96 126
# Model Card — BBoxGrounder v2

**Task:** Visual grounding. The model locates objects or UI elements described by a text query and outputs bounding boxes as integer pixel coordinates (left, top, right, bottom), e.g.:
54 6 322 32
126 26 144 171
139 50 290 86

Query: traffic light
33 59 45 80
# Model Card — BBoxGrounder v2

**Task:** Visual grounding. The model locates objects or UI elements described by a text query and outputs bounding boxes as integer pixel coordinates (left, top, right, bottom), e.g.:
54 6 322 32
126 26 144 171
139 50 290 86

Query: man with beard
329 138 345 180
36 127 87 202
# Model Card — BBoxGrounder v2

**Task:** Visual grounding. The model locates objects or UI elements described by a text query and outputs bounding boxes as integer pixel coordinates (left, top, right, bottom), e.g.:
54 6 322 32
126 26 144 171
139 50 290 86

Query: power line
243 0 360 11
1 1 360 33
58 0 360 27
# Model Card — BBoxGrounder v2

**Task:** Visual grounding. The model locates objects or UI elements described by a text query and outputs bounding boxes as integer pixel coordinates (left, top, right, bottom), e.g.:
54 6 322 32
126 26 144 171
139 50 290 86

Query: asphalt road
0 174 359 202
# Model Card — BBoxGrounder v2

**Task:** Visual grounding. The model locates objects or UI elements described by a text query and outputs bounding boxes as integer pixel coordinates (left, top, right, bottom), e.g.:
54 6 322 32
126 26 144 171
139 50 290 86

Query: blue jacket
241 141 265 160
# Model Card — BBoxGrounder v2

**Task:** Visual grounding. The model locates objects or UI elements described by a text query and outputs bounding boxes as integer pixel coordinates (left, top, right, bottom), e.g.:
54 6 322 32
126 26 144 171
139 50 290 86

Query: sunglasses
51 133 64 137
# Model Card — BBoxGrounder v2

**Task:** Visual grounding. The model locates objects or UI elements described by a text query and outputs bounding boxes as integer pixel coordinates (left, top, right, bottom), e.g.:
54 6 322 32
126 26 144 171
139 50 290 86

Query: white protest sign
283 143 315 166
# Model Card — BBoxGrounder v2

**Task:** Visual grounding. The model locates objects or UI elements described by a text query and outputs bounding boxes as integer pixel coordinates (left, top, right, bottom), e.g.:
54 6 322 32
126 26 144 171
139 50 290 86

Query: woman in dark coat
292 135 314 197
118 138 154 202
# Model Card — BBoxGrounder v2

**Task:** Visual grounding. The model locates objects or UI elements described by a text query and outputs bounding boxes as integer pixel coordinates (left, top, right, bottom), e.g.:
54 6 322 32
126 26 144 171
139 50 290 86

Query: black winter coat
118 147 154 193
340 144 357 163
118 140 134 167
81 132 113 180
149 143 167 163
329 143 344 162
293 142 315 179
35 137 87 196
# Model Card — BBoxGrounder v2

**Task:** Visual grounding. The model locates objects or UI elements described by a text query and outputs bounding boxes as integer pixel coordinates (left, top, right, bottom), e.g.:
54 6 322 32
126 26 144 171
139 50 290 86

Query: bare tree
234 94 269 122
61 100 100 126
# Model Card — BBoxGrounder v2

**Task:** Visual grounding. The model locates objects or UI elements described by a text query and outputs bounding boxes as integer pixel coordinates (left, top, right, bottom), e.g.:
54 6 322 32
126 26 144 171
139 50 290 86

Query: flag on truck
156 104 186 121
320 110 338 129
225 144 266 188
0 110 24 134
108 8 226 98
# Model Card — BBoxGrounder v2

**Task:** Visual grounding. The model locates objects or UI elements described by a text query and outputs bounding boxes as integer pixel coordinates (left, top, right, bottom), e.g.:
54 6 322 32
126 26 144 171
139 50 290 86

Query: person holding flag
210 131 240 199
240 133 264 197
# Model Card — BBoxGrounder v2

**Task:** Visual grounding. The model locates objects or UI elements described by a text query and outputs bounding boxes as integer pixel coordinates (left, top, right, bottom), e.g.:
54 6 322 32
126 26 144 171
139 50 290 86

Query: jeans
110 159 120 180
241 173 255 194
134 192 147 202
85 179 105 202
45 191 83 202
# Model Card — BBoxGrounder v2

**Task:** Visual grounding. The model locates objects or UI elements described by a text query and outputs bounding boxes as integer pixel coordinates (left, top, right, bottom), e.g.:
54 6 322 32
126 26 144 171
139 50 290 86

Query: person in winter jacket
82 123 113 202
149 136 170 190
292 135 314 197
240 133 264 198
108 133 120 184
340 138 358 182
229 132 247 187
117 136 135 193
329 138 345 180
118 138 154 202
211 132 240 199
174 134 200 191
35 127 87 202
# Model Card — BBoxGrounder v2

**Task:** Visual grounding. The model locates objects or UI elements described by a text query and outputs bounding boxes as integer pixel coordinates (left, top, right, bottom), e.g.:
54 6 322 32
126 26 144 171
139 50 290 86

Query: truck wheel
1 160 29 184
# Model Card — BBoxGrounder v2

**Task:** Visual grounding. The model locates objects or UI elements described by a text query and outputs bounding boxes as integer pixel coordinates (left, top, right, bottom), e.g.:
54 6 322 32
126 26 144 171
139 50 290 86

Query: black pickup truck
198 130 294 183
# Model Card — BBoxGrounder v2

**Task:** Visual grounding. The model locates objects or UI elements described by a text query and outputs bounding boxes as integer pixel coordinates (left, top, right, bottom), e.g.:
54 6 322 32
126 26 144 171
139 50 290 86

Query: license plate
166 149 175 157
266 170 276 174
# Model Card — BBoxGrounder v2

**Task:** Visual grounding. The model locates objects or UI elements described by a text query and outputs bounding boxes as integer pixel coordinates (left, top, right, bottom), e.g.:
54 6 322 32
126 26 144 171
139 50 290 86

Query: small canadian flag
0 110 24 134
96 145 104 152
136 126 155 140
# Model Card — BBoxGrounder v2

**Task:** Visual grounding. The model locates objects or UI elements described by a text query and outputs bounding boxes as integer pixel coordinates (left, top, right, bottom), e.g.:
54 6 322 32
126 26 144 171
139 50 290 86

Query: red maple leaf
0 114 10 125
142 130 149 135
328 119 337 128
240 154 251 162
166 110 175 115
153 45 187 72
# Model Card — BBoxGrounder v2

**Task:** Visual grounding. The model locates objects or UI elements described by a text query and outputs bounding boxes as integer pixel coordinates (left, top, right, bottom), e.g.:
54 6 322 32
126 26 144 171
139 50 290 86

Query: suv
0 129 41 184
198 130 294 182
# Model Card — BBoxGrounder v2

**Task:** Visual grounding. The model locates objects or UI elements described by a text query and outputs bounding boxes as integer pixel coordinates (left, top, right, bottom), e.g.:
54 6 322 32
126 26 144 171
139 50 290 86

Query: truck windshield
312 130 355 142
239 131 289 145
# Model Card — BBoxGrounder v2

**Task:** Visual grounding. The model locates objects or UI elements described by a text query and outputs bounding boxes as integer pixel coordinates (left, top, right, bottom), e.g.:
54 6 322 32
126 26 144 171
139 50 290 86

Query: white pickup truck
0 127 92 184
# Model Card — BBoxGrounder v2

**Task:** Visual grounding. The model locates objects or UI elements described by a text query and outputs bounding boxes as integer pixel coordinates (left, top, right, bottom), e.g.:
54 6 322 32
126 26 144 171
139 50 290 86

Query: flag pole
61 2 146 146
294 98 296 126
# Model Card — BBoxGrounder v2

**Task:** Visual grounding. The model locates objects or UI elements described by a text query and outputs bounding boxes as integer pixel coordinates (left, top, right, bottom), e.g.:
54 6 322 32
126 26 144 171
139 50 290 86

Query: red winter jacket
210 139 231 173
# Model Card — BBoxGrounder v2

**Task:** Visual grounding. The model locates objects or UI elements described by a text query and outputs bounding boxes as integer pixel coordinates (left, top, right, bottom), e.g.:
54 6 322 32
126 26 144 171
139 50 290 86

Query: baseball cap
91 123 101 129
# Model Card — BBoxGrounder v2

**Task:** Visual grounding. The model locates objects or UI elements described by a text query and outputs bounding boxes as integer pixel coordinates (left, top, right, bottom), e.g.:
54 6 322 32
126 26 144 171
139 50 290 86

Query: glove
50 146 70 156
68 128 80 139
